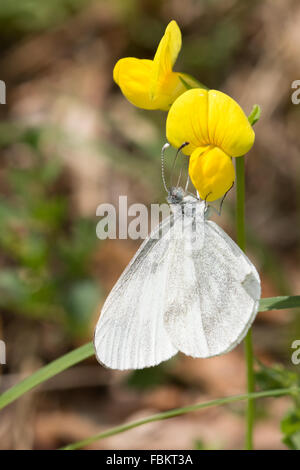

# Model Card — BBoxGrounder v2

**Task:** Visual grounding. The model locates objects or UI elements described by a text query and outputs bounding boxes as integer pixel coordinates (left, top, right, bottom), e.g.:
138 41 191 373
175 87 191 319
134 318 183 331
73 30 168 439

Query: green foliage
0 124 102 334
256 361 299 391
281 410 300 449
183 19 241 84
193 438 221 450
127 363 171 390
256 361 300 449
0 0 93 37
194 439 206 450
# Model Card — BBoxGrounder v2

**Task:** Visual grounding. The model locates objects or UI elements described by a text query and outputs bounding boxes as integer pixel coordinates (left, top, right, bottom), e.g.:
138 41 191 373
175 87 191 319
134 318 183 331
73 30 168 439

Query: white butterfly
94 185 261 370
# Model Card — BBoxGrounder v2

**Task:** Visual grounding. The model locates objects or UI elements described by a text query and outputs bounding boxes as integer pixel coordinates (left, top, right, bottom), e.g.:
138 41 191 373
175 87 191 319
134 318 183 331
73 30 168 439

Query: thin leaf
0 342 94 411
179 75 208 91
248 104 261 126
259 296 300 312
61 387 300 450
1 296 300 411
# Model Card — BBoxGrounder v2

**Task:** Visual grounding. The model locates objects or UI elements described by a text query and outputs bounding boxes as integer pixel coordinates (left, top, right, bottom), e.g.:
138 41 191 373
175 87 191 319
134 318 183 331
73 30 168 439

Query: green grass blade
61 387 300 450
0 342 94 411
0 296 300 412
259 296 300 311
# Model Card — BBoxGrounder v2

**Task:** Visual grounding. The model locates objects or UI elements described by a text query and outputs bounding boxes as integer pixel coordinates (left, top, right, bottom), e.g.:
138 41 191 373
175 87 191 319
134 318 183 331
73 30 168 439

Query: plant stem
244 329 255 449
235 155 255 450
61 387 299 450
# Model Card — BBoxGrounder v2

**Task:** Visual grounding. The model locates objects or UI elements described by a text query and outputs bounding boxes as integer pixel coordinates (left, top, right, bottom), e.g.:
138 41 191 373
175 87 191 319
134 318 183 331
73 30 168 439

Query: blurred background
0 0 300 450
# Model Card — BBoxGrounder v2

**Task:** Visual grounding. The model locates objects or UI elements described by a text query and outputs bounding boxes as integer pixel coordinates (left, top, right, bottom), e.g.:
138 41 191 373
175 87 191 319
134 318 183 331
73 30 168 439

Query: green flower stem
61 387 299 450
235 156 246 251
244 329 255 449
235 155 254 450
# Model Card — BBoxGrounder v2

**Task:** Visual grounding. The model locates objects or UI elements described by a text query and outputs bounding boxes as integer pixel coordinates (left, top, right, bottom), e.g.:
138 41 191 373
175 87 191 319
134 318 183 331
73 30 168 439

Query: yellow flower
166 88 255 201
113 21 200 111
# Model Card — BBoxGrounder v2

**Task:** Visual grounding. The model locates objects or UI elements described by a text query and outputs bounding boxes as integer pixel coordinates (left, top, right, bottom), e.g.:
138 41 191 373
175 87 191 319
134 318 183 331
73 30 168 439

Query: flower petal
153 20 182 80
207 90 255 157
156 72 199 110
113 58 189 111
166 88 209 155
166 89 255 157
150 21 182 103
113 21 201 111
113 58 157 109
189 146 235 201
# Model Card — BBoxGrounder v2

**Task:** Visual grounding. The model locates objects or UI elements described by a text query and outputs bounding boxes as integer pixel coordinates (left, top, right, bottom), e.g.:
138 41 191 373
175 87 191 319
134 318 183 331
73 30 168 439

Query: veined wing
94 213 180 370
163 217 261 358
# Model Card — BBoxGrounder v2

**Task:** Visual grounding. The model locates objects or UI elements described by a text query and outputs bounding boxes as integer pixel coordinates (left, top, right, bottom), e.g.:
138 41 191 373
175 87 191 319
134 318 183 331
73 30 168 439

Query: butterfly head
167 186 185 205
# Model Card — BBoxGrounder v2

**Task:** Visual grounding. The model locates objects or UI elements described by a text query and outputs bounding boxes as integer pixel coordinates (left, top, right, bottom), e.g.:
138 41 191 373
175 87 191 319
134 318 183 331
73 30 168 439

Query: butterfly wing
163 217 261 358
94 215 179 370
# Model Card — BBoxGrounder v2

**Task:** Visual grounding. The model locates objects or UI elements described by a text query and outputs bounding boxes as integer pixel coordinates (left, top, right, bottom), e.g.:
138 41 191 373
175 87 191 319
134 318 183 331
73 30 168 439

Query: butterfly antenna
176 166 183 187
161 143 170 193
171 142 189 188
217 182 235 216
204 191 212 210
184 172 190 192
